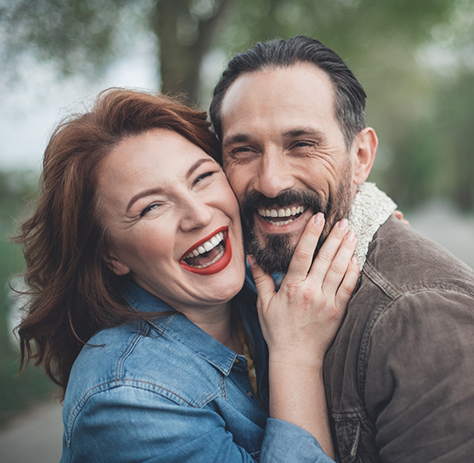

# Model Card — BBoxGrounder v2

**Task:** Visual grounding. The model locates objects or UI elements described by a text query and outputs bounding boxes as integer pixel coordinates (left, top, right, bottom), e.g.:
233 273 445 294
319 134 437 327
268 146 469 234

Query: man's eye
232 146 252 154
293 141 312 148
140 203 159 217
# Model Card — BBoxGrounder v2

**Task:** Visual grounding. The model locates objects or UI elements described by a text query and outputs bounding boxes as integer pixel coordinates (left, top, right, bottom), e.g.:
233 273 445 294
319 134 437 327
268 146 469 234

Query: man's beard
241 168 353 275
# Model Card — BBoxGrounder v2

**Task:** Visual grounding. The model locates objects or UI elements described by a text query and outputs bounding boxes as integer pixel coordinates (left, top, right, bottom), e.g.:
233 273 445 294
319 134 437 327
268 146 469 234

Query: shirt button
234 358 240 364
247 391 253 398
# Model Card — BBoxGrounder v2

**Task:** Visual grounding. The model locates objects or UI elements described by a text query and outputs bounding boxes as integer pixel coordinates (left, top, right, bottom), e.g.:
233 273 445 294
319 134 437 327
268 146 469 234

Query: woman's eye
194 171 214 184
140 203 159 217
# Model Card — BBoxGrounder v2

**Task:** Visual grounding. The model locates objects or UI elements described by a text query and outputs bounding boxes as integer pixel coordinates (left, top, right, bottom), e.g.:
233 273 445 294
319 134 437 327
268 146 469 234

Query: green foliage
0 0 149 77
0 350 57 429
435 71 474 211
0 170 56 428
0 170 38 350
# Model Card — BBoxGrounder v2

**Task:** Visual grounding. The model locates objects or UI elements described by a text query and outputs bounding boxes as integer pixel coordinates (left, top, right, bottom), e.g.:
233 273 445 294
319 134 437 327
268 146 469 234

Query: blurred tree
0 0 234 104
0 0 459 104
436 70 474 211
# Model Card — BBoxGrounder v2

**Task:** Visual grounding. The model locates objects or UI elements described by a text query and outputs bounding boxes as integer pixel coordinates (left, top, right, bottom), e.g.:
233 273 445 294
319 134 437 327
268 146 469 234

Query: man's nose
253 152 295 198
179 197 213 232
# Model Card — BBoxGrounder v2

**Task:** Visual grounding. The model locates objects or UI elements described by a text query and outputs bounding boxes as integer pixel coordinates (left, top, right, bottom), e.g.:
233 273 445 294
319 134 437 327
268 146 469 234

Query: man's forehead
220 63 337 140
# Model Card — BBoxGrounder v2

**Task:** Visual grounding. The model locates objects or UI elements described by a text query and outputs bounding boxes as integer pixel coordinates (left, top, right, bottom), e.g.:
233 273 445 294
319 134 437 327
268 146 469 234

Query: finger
320 231 357 294
394 210 410 227
247 256 276 306
335 256 360 310
283 213 325 284
307 218 350 284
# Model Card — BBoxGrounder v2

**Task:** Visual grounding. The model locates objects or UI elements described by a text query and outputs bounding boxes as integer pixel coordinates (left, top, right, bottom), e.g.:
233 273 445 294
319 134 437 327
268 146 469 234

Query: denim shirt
61 277 332 463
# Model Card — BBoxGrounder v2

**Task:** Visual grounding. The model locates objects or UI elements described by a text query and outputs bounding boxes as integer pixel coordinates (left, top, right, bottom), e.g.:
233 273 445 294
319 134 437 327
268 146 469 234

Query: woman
15 89 359 462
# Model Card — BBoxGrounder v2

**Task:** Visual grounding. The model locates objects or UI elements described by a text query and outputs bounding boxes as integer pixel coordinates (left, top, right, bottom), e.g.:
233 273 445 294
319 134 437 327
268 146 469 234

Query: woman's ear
352 127 378 186
104 253 130 276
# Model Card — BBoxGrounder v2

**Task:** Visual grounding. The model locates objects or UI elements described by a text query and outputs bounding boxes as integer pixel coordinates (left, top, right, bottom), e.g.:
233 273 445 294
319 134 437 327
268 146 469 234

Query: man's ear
104 253 130 276
352 127 377 186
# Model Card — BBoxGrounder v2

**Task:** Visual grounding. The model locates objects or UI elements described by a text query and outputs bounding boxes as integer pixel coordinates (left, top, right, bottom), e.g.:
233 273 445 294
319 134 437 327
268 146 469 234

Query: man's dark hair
210 36 367 149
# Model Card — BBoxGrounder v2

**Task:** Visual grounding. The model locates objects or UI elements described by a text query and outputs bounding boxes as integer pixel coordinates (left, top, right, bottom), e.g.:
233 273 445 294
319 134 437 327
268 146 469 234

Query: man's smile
257 204 308 226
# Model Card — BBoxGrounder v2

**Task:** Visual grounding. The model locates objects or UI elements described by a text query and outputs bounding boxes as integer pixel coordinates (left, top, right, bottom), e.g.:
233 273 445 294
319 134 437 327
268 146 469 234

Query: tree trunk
152 0 233 106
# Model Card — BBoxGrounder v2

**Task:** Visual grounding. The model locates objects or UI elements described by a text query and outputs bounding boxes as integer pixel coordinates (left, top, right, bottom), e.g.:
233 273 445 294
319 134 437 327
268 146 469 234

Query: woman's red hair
13 88 221 397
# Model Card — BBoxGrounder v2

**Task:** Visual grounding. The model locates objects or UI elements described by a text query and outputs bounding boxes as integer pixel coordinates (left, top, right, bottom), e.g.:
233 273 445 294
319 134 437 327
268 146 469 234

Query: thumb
247 256 276 306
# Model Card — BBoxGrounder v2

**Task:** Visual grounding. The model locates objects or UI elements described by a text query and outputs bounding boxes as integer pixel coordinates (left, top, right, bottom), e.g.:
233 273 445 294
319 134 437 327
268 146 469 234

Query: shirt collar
120 278 253 377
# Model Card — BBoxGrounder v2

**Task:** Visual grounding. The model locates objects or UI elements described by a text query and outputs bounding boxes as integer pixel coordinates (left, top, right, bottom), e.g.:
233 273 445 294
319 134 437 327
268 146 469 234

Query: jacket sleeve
365 289 474 462
62 385 335 463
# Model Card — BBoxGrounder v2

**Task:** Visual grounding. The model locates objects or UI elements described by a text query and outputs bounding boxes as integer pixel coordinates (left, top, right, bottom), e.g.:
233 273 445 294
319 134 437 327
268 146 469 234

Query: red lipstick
179 227 233 275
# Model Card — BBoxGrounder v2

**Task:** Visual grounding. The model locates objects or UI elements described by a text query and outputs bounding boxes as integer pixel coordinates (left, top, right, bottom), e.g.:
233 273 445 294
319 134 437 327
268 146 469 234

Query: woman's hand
248 213 359 459
248 212 359 368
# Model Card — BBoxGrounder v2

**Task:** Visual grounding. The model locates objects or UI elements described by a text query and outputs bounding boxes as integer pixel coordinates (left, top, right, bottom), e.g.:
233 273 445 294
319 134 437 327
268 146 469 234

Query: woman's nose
179 196 213 232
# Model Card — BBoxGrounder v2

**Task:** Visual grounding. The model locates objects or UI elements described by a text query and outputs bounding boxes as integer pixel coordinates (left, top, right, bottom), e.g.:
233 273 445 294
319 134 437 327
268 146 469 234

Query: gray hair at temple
209 36 367 150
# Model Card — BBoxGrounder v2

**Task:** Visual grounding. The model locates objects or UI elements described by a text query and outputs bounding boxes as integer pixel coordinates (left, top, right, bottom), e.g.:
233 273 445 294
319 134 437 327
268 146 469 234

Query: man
209 36 474 462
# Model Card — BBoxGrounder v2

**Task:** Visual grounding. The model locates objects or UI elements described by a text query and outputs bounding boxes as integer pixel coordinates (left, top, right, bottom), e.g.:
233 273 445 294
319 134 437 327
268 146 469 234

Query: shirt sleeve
261 418 336 463
365 289 474 462
63 385 334 463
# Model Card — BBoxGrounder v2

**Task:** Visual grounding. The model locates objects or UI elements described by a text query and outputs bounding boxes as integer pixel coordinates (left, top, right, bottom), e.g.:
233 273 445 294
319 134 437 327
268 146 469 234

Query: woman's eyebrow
126 158 215 211
186 158 215 179
126 187 164 212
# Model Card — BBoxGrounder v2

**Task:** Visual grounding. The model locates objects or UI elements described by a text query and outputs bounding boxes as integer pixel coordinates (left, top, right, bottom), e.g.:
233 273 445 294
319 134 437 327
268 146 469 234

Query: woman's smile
180 226 232 275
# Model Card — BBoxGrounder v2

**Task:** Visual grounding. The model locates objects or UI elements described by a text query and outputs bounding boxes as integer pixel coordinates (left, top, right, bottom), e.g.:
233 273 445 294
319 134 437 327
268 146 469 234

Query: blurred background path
0 201 473 463
0 398 62 463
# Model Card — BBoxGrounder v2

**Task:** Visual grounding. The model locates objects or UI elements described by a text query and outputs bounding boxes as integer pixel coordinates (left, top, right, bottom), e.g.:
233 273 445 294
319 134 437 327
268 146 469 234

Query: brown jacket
325 215 474 463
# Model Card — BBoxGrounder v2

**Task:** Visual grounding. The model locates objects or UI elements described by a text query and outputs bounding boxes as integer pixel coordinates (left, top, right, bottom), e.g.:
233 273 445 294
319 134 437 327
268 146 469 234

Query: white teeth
258 205 307 221
184 231 224 260
203 241 213 252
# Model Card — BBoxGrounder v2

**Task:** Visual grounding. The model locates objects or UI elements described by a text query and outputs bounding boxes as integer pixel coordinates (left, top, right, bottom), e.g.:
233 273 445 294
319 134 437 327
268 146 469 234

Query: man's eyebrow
126 158 214 211
222 128 326 147
222 133 252 147
282 128 326 142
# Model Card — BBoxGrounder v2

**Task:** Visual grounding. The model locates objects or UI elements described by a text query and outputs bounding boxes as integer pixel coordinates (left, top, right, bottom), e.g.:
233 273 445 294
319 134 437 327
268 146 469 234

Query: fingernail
345 231 355 241
247 256 257 269
313 212 324 226
351 256 358 265
338 218 348 230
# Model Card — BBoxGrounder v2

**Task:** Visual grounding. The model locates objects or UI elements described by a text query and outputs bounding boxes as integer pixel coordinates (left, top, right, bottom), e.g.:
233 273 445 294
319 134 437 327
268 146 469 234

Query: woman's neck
184 301 243 354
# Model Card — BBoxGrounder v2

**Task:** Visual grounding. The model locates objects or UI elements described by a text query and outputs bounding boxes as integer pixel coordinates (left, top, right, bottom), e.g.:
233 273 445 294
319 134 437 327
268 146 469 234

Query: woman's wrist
268 352 325 371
